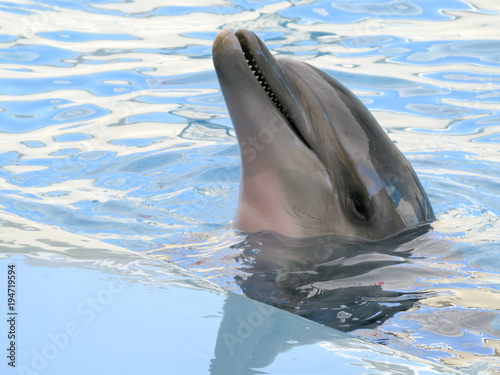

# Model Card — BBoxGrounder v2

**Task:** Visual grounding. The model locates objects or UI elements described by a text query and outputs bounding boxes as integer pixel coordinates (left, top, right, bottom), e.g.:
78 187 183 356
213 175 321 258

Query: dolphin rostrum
213 29 434 240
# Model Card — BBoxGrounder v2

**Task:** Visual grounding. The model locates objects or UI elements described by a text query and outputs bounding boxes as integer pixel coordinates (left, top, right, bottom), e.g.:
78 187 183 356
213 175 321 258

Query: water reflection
211 292 458 375
1 212 457 375
154 227 500 372
232 228 452 331
280 0 474 23
0 0 499 372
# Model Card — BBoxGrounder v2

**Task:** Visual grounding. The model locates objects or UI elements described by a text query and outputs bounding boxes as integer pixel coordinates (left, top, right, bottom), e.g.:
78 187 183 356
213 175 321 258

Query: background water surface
0 0 499 373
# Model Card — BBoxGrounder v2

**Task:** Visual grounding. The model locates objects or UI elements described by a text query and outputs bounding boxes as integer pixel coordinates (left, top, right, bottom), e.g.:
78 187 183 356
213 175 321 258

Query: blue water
0 0 499 373
1 211 466 374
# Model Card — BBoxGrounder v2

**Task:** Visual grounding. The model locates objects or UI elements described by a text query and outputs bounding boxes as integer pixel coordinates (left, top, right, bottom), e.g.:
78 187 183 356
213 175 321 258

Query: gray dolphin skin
213 29 434 240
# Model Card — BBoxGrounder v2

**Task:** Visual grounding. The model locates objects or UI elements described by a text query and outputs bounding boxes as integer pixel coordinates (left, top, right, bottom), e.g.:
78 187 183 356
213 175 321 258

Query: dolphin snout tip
213 29 235 54
214 29 233 44
216 29 232 37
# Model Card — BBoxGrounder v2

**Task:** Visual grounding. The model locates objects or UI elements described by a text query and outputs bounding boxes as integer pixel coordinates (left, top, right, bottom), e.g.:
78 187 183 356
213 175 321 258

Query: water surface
1 0 499 373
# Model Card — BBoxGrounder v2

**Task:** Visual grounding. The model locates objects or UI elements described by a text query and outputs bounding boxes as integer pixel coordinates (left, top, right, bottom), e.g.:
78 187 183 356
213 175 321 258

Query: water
0 0 499 373
0 211 459 374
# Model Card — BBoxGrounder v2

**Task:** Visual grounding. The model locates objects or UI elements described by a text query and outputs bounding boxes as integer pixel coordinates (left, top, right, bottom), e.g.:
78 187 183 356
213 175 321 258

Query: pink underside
233 170 302 237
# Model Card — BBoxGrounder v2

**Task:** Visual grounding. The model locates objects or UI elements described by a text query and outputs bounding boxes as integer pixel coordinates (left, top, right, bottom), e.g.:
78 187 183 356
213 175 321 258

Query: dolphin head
213 29 434 240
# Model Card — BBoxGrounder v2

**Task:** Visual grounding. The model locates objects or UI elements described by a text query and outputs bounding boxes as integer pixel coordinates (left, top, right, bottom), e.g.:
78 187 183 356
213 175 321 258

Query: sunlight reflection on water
1 0 499 373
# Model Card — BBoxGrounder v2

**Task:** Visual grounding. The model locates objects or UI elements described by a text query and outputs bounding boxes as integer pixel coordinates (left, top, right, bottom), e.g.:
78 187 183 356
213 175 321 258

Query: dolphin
212 29 434 240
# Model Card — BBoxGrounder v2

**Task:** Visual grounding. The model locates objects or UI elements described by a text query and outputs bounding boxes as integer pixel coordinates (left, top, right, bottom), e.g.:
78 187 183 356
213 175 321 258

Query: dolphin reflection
231 227 455 331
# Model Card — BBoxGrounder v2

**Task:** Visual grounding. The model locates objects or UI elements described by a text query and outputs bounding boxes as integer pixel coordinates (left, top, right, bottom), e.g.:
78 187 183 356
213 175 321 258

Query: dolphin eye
348 193 370 222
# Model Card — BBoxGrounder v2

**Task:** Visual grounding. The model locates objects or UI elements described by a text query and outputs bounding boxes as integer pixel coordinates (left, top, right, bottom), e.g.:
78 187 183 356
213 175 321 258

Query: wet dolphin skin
213 29 434 240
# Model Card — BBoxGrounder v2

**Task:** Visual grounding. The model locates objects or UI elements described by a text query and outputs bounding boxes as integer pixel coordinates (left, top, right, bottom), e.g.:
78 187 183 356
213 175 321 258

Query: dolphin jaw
237 34 289 120
234 30 314 151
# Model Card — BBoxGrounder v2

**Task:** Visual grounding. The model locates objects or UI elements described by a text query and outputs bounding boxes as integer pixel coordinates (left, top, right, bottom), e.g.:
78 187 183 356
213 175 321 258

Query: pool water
0 0 499 373
0 211 461 374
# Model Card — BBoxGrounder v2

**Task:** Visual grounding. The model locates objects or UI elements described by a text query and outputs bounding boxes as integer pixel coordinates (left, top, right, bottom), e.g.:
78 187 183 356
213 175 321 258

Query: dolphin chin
213 29 434 240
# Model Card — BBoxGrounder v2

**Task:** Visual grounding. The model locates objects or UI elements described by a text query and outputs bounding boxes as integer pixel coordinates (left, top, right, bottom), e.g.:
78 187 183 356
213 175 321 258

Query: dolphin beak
214 29 311 150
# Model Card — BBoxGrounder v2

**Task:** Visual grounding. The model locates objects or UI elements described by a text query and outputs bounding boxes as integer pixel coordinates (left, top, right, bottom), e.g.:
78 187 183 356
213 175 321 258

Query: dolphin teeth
242 43 291 123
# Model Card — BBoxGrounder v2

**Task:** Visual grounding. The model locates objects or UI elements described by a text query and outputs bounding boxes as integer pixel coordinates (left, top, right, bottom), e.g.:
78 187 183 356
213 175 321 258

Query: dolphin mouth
237 33 289 120
234 30 312 150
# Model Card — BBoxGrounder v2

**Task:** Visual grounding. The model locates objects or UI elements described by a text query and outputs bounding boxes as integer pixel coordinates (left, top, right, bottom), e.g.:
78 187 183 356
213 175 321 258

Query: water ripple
280 0 475 23
0 0 499 373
